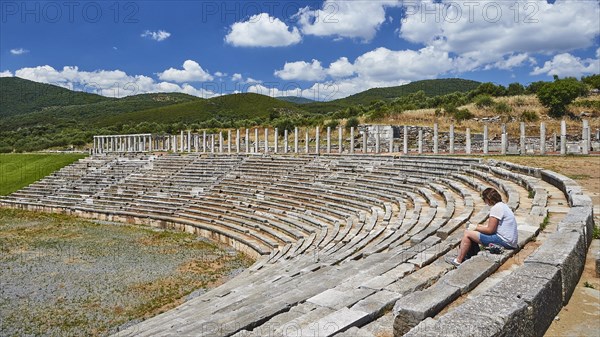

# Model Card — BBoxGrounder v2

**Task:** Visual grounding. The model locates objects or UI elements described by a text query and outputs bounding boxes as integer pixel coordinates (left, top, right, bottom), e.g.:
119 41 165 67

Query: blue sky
1 0 599 100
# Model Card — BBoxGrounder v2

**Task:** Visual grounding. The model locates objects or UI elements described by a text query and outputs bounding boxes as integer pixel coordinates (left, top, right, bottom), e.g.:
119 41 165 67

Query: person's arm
476 216 499 235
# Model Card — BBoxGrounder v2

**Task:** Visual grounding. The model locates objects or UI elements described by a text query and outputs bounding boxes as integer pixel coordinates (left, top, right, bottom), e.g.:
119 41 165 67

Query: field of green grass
0 153 87 195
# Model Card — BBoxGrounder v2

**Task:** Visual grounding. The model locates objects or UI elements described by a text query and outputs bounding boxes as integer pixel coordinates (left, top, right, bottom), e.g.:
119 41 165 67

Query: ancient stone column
403 126 408 155
180 131 184 152
315 126 320 154
433 123 439 154
350 127 354 154
254 128 259 153
389 129 394 153
236 129 240 153
483 125 489 154
284 129 289 153
274 128 279 153
552 133 557 152
338 126 343 153
520 122 526 155
540 122 546 155
363 129 368 153
305 129 309 153
187 131 191 153
501 124 507 155
227 130 231 153
418 129 423 154
582 120 589 155
245 129 250 153
375 125 380 153
211 134 215 153
219 132 223 153
202 131 207 153
449 124 455 154
194 133 198 153
560 120 567 155
264 128 269 154
294 127 299 153
466 128 471 154
326 126 331 153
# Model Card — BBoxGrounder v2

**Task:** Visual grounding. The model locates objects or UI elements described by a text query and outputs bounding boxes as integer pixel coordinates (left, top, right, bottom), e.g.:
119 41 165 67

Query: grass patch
567 174 591 180
528 189 535 199
540 214 550 231
0 208 254 336
0 153 86 195
583 281 596 289
593 225 600 240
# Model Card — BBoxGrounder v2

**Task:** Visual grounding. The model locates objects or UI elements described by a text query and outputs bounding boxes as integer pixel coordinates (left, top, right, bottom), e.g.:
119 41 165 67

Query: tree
582 74 600 90
345 117 360 130
507 82 525 96
525 81 546 94
536 77 587 118
473 82 506 97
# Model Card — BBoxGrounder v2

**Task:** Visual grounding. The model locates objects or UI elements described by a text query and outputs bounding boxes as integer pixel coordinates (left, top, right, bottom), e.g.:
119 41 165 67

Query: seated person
449 187 518 266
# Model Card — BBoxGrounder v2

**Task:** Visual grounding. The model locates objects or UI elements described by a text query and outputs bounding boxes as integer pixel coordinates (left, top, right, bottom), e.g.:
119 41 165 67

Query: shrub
495 102 512 114
513 97 526 107
453 108 474 122
474 95 495 108
345 117 360 130
537 77 587 118
520 110 539 122
324 119 340 129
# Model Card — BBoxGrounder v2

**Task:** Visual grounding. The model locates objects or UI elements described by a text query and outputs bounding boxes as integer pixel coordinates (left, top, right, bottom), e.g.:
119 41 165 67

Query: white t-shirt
489 202 518 248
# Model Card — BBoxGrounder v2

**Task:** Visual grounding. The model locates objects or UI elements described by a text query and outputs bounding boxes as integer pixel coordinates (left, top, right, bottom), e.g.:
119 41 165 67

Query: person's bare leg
457 230 481 263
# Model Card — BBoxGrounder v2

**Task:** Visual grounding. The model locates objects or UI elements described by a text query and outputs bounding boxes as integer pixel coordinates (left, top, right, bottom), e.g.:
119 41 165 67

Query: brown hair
482 187 502 205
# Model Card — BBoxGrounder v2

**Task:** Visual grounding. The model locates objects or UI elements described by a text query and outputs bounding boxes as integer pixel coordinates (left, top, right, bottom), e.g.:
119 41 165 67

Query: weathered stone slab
335 326 375 337
351 289 402 319
440 255 499 293
486 262 562 336
298 307 370 337
558 206 595 246
525 230 586 305
307 288 375 310
392 282 461 335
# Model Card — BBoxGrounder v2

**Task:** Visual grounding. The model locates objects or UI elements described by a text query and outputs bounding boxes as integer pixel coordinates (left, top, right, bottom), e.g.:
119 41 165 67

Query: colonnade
93 120 597 155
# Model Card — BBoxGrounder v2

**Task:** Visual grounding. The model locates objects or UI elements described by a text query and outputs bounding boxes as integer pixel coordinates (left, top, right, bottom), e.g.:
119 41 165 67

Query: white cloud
13 65 218 98
327 57 355 78
296 1 401 42
10 48 29 55
0 70 13 77
531 53 600 78
400 0 600 68
225 13 302 47
214 71 227 77
274 59 326 81
353 46 453 81
158 60 214 82
141 30 171 41
485 53 536 70
271 46 455 100
231 73 243 82
596 48 600 59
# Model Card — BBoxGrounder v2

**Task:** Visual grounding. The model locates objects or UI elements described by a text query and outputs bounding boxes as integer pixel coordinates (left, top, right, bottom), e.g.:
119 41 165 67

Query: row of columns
93 134 152 154
94 121 596 155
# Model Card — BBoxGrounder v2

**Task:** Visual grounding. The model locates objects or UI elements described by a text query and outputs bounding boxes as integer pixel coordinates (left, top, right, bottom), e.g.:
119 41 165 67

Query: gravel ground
0 209 254 337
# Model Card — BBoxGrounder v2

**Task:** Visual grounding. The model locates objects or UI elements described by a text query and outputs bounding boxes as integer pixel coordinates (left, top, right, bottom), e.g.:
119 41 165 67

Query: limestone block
525 230 586 305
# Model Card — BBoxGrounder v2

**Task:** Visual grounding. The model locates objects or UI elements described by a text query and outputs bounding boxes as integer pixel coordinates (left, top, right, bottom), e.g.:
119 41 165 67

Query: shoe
445 255 461 267
486 243 504 254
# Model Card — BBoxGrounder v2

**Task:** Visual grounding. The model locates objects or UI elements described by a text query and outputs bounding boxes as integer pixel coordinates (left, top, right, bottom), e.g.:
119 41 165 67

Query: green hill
0 77 112 118
302 78 481 113
0 76 483 153
276 96 316 104
101 93 309 126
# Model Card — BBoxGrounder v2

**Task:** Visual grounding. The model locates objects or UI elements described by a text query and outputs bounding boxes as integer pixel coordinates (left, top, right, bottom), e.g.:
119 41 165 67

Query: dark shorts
479 233 515 249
